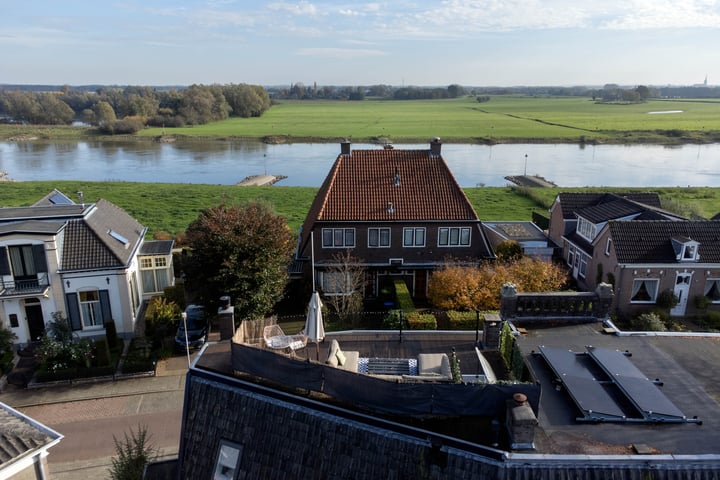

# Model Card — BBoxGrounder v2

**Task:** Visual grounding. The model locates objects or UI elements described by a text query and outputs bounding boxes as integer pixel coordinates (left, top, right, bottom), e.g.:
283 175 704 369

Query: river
0 140 718 187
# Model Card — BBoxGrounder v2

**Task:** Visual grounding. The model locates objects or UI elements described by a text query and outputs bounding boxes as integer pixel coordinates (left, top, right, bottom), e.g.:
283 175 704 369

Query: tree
184 202 295 320
109 424 157 480
322 250 365 327
94 101 117 126
447 84 465 98
428 258 567 311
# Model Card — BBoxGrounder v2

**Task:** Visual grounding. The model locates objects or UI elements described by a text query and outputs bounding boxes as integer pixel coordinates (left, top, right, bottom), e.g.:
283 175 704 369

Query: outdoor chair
263 324 307 354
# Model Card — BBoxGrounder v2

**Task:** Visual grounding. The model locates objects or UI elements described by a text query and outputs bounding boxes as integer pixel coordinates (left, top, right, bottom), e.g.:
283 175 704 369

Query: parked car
175 305 209 352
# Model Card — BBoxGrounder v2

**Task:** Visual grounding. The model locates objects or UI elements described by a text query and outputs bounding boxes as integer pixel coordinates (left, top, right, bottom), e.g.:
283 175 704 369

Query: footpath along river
1 140 719 187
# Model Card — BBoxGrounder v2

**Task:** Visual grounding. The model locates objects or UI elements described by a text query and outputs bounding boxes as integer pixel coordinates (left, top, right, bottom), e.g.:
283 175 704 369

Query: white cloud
297 47 385 58
267 1 318 15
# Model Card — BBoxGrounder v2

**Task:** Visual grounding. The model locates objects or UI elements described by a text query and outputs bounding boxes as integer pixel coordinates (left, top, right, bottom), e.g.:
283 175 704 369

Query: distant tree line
0 83 270 132
271 83 466 100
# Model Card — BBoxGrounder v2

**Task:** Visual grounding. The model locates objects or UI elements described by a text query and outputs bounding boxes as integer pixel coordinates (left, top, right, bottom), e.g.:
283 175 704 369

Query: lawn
2 182 717 239
137 96 720 144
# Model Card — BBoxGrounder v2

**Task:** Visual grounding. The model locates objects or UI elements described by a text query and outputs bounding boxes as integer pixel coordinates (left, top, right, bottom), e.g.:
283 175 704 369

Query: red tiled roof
314 149 478 222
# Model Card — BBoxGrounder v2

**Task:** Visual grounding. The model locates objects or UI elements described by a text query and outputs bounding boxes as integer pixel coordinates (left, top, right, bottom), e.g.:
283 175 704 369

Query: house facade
0 190 173 345
548 192 720 317
294 139 494 299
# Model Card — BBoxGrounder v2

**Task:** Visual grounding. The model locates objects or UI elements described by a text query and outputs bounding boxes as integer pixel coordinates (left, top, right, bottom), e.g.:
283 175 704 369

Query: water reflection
0 140 718 187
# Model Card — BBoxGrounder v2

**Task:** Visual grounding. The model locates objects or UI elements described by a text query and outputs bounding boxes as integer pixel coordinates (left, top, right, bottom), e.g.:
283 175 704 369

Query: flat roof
516 323 720 455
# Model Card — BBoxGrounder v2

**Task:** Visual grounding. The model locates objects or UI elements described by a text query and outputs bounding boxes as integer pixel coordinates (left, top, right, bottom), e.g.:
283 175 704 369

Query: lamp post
524 154 528 176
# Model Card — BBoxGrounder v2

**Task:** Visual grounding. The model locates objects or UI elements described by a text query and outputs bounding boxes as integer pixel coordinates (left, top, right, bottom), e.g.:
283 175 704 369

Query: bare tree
322 250 365 328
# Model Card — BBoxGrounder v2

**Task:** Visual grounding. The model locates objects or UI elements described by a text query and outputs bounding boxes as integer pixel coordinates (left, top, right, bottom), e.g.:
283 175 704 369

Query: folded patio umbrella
304 291 325 359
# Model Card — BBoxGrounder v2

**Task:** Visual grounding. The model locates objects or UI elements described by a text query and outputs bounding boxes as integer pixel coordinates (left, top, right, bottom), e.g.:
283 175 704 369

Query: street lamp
524 154 528 176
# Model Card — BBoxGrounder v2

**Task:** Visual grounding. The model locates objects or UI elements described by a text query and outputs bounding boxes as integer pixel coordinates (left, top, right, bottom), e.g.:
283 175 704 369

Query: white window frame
140 255 172 294
368 227 391 248
630 278 659 304
213 440 242 480
578 253 588 278
605 238 612 256
577 216 596 241
321 228 355 248
438 227 471 247
704 278 720 303
567 244 575 267
682 243 698 261
403 227 426 247
79 290 103 329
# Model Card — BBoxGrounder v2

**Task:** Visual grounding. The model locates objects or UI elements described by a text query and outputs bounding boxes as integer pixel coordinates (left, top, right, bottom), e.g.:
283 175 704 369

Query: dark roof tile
609 220 720 263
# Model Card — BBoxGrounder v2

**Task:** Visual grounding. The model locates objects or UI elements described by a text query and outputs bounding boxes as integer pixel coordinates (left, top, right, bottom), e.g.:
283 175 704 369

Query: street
5 356 190 479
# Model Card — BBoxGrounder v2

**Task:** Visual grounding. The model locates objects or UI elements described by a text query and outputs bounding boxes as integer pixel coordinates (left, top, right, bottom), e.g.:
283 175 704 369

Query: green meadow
138 96 720 144
2 182 718 239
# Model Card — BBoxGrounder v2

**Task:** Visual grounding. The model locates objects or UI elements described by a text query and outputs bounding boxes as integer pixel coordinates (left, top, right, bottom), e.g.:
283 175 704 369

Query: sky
1 1 719 87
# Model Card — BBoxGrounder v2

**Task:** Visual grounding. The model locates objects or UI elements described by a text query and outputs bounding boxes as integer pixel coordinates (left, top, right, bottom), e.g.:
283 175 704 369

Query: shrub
382 309 407 329
0 324 16 374
447 310 481 330
630 312 667 332
95 337 112 366
494 240 523 261
703 310 720 330
406 313 437 330
694 295 711 311
110 424 158 480
105 321 119 351
656 290 679 310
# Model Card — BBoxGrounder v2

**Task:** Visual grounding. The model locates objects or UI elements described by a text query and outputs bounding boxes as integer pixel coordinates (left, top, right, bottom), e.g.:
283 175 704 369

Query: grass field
3 95 720 144
2 182 718 239
136 96 720 144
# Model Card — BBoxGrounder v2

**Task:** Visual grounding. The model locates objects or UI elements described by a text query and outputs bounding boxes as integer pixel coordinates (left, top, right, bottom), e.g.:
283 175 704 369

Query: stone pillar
482 313 502 350
217 296 235 341
594 282 615 319
500 282 518 320
506 393 537 450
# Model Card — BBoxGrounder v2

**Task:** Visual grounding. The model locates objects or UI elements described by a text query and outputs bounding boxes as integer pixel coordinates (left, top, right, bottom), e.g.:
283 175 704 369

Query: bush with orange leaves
428 258 568 311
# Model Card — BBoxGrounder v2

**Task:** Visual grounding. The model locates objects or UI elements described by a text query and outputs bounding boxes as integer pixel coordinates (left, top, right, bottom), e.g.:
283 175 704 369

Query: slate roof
61 199 146 271
556 192 664 220
0 402 61 472
140 240 174 256
0 220 65 236
0 204 90 223
608 220 720 263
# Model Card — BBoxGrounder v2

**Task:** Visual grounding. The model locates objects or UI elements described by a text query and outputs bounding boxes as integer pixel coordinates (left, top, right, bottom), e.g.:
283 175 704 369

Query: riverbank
4 124 720 146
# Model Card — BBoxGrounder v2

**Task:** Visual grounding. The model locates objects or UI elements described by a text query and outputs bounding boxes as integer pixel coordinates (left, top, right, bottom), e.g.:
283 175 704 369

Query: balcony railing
0 273 50 297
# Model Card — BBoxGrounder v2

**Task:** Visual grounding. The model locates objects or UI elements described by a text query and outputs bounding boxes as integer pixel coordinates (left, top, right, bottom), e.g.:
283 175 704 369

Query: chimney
430 137 441 156
341 140 351 156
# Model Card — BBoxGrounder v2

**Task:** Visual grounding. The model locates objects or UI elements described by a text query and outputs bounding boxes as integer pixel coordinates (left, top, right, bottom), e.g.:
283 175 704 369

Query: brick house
294 139 494 299
548 192 720 317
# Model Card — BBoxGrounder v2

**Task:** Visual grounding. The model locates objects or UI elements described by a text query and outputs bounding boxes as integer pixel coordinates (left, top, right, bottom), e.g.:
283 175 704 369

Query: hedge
393 280 416 313
407 313 437 330
447 311 482 330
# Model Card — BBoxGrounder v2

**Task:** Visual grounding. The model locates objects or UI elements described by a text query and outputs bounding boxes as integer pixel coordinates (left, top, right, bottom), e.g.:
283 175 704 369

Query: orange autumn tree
428 258 567 311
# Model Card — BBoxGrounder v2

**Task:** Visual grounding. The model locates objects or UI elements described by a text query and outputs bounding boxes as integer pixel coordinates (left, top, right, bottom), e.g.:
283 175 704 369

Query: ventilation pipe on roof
341 140 351 156
430 137 442 156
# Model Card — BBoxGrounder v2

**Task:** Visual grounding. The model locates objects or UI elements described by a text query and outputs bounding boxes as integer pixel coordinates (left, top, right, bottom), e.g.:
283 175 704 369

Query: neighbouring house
482 221 557 261
293 139 494 299
547 192 720 317
0 190 174 346
0 401 62 479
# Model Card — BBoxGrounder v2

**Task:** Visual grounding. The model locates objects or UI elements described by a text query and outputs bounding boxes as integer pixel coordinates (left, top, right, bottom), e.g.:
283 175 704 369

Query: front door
670 273 692 317
24 298 45 341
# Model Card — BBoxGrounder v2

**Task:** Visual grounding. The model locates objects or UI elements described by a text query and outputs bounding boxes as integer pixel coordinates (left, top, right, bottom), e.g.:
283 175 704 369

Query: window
683 244 698 261
322 228 355 248
605 238 612 256
630 279 659 303
577 217 596 240
705 279 720 303
213 440 242 480
567 244 575 267
368 228 390 247
9 314 18 328
578 254 587 278
140 255 172 294
79 290 103 327
320 271 352 295
403 227 426 247
438 227 471 247
2 245 48 280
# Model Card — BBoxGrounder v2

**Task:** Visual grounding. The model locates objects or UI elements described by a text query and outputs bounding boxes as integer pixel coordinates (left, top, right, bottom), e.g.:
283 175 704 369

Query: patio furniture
417 353 452 381
263 325 307 354
325 339 359 372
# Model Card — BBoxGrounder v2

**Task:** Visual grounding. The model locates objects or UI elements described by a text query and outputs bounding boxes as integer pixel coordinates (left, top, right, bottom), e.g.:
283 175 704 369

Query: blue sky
1 1 719 87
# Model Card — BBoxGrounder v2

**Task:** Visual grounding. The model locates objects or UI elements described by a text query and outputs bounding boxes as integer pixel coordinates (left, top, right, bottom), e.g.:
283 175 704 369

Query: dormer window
671 237 699 262
576 216 596 241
